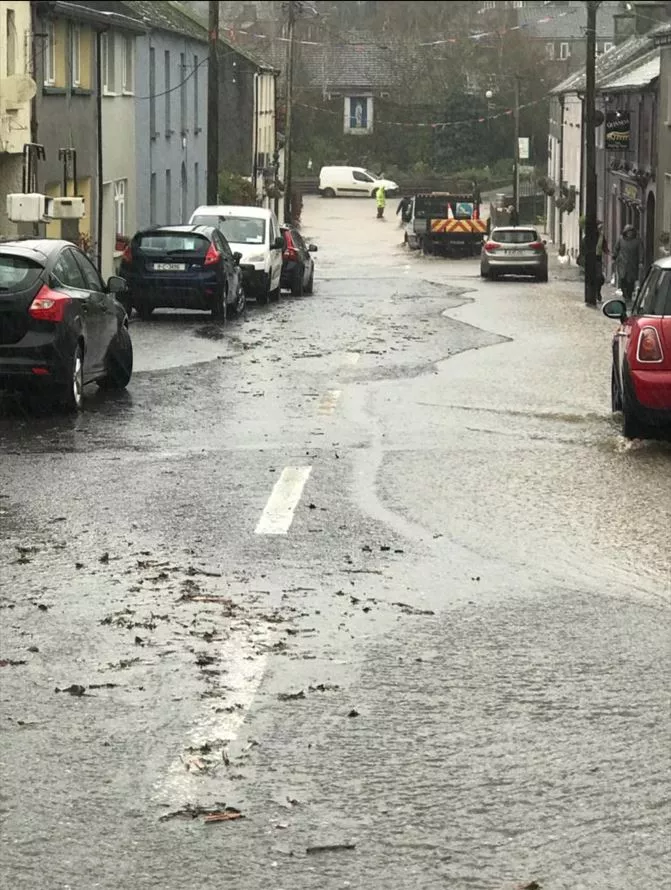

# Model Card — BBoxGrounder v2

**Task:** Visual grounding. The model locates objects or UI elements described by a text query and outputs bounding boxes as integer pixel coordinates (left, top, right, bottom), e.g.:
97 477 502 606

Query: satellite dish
0 75 37 107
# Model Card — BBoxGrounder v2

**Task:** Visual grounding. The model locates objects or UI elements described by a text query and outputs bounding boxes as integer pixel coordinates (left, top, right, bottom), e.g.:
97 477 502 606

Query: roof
297 38 396 91
551 31 656 93
515 2 621 41
191 205 274 219
43 2 147 32
118 1 209 42
600 49 660 91
173 2 275 69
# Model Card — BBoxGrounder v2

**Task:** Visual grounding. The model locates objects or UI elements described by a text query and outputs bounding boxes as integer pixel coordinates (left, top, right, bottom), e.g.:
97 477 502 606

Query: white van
189 205 283 304
318 166 399 199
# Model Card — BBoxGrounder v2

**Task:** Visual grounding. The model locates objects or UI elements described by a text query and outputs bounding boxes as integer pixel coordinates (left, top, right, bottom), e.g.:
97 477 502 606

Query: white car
189 205 283 304
318 166 399 198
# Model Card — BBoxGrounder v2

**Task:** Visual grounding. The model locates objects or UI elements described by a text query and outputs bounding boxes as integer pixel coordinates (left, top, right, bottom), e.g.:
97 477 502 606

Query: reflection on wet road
1 197 669 890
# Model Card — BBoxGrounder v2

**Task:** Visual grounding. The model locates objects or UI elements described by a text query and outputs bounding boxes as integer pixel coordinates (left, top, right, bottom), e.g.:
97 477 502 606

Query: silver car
480 227 548 282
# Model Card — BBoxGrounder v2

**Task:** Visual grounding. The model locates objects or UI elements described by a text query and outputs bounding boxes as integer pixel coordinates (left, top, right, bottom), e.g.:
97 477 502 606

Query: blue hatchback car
119 225 246 321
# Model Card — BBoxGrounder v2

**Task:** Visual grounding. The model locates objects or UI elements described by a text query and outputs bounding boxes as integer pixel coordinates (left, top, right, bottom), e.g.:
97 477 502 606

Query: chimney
634 2 668 35
614 11 635 43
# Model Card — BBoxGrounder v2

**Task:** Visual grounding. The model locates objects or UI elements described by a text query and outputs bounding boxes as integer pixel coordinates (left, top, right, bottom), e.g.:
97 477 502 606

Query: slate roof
551 31 657 93
119 0 208 42
599 48 660 90
296 37 397 91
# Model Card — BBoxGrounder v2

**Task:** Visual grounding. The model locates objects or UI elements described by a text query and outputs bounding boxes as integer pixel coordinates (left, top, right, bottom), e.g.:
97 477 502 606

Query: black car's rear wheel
291 266 304 296
137 303 154 321
60 342 84 412
304 267 314 295
229 282 246 317
99 327 133 390
212 284 227 321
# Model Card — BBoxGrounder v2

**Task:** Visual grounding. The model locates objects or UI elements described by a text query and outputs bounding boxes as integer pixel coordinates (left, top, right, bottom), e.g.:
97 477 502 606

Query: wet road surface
1 197 670 890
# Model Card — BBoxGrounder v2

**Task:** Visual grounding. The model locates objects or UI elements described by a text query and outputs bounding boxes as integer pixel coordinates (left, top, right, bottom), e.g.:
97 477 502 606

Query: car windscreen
136 233 210 255
652 269 671 315
492 230 539 244
191 215 266 245
0 254 44 292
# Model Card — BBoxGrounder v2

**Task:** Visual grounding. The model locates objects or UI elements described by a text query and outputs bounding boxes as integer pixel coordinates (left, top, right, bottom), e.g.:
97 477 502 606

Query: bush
218 170 257 206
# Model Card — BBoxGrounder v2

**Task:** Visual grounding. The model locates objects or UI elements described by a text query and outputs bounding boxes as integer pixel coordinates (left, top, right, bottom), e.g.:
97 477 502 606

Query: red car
603 257 671 439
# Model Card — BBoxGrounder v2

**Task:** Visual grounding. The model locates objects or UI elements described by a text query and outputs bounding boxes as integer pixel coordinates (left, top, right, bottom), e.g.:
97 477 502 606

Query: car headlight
245 253 266 264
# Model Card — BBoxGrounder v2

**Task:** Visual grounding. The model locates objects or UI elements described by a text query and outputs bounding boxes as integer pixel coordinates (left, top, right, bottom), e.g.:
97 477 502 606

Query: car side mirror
602 298 627 322
542 239 547 245
308 244 318 253
233 251 242 264
107 275 127 294
273 236 284 250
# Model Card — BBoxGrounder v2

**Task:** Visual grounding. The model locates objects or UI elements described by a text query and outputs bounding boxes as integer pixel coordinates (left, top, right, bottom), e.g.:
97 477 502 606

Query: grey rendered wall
135 30 208 230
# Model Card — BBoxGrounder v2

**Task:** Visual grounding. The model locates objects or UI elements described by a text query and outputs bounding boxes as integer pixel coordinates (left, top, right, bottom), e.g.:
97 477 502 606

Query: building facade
0 0 32 236
654 24 671 256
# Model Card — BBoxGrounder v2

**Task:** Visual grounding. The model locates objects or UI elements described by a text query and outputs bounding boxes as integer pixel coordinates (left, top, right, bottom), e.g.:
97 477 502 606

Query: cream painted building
0 0 33 235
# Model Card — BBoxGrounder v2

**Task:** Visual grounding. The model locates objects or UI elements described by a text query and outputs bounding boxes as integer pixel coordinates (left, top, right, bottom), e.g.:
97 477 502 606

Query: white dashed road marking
255 466 312 535
318 389 341 415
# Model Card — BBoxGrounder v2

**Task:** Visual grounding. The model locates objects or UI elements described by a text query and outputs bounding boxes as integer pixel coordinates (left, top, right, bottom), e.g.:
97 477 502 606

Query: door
72 249 117 371
352 169 373 195
51 248 102 376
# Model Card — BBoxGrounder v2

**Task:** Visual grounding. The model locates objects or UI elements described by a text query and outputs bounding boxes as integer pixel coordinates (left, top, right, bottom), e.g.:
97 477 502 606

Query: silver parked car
480 227 548 282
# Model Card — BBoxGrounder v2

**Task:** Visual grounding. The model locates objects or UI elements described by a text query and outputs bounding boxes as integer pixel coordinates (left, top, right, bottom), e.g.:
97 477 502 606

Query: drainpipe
252 72 259 202
96 29 104 268
558 94 565 248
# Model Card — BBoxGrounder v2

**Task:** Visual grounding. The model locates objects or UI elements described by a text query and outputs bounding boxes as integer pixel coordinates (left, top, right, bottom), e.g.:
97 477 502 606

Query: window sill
122 90 135 97
43 85 66 95
103 90 119 97
165 129 175 137
72 87 92 96
194 127 203 135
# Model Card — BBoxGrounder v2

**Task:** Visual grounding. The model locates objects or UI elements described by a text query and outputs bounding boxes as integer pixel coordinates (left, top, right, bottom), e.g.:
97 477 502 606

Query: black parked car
120 225 245 321
280 226 317 296
0 238 132 411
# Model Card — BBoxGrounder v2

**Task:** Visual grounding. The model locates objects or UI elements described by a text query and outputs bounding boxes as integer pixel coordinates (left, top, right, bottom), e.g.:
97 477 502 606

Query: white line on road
344 352 360 365
255 466 312 535
318 389 341 415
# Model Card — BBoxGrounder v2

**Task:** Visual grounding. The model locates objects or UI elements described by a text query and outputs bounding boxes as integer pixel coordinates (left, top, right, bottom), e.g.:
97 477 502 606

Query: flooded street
1 196 670 889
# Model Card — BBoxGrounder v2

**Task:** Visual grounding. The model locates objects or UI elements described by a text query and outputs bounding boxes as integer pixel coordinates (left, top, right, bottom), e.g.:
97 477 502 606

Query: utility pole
283 0 297 223
512 75 520 220
207 0 220 204
584 0 601 306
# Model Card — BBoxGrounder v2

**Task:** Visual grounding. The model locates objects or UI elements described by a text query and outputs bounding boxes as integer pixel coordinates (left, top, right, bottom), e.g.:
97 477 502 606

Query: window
650 270 671 314
559 42 570 60
122 35 134 93
164 50 171 134
545 42 555 60
70 24 81 88
353 171 372 182
165 169 171 222
114 179 126 236
6 9 17 76
149 47 156 136
53 249 86 289
348 96 368 130
180 52 187 134
74 250 104 292
491 228 540 244
634 268 660 315
44 20 56 85
194 162 199 208
150 172 157 225
190 215 266 244
193 55 199 131
102 32 115 93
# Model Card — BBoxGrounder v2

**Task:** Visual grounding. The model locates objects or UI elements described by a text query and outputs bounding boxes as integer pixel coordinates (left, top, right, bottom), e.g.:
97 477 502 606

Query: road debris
306 843 356 855
347 709 360 718
392 601 435 616
0 658 27 667
278 690 306 701
55 684 87 696
159 804 244 823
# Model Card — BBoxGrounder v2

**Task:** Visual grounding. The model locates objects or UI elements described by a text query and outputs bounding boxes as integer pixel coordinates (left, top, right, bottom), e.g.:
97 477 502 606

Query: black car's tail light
28 285 72 322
